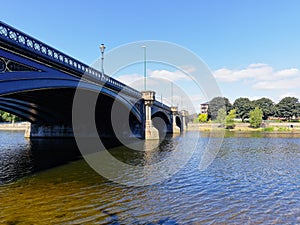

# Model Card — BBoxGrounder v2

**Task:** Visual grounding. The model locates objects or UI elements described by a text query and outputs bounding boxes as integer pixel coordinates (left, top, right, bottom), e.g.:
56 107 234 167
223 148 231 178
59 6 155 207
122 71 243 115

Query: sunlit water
0 130 299 224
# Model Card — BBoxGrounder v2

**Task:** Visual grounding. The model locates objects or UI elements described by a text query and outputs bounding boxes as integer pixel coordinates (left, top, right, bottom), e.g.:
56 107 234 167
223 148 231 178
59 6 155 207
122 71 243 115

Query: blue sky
2 0 300 110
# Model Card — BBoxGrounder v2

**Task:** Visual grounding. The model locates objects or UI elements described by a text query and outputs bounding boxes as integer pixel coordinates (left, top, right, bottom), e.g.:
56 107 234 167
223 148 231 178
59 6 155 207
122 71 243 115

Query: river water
0 130 299 224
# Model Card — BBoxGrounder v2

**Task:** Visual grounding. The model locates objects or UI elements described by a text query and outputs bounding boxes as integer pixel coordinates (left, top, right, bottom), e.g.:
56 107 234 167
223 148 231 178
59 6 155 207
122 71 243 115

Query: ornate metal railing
153 100 171 111
0 21 141 98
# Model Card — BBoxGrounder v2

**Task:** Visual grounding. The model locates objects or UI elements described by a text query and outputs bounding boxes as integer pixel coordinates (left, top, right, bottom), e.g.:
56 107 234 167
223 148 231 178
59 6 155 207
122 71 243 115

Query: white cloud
117 73 143 85
148 68 193 82
179 65 196 74
213 63 274 82
247 95 271 101
213 63 300 91
117 66 195 85
248 63 269 68
279 92 300 100
253 76 300 90
274 68 299 78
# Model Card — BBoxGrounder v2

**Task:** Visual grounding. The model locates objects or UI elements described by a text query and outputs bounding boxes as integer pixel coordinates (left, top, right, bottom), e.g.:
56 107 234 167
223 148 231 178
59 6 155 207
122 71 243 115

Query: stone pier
171 106 181 134
141 91 159 140
181 110 188 131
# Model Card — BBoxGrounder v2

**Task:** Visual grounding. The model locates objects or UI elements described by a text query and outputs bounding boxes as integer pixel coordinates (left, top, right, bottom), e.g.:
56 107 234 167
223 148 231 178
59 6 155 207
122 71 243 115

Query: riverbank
187 122 300 132
0 122 30 131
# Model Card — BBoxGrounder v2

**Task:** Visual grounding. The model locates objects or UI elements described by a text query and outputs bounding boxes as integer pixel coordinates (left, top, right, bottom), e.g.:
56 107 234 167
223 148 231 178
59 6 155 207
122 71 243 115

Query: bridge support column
142 91 159 140
25 123 73 138
171 106 181 134
181 110 188 131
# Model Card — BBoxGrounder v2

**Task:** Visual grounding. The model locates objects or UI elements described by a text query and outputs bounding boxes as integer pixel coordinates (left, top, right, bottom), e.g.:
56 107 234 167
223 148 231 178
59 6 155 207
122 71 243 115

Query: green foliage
262 127 274 132
208 97 232 120
233 97 254 122
249 107 263 128
277 127 290 131
253 97 275 120
275 97 300 121
198 113 208 123
193 117 199 123
216 108 226 126
201 95 299 124
0 110 22 123
225 109 236 129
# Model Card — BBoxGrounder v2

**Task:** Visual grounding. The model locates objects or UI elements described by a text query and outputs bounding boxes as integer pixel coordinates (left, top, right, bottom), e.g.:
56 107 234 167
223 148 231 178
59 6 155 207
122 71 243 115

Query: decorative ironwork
0 58 5 72
0 22 142 98
0 57 42 73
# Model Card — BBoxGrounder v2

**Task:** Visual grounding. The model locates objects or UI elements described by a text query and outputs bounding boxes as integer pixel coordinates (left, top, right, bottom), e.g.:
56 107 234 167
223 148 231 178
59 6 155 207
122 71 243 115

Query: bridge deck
0 21 141 98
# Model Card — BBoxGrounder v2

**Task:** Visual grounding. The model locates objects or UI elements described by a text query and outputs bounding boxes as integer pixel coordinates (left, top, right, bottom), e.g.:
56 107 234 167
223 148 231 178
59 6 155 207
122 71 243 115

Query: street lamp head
100 43 106 54
99 44 106 76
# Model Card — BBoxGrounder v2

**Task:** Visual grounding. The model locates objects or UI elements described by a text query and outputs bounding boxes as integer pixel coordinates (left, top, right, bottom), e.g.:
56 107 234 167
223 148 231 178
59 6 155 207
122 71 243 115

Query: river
0 130 299 224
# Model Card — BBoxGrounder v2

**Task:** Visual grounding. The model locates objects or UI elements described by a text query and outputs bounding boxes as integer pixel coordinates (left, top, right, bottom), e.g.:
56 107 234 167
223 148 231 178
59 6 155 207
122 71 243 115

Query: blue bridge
0 21 186 139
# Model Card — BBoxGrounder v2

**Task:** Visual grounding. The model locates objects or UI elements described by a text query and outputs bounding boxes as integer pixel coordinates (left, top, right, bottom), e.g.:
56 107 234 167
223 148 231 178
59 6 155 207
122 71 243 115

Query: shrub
198 114 208 123
225 109 236 129
249 107 263 128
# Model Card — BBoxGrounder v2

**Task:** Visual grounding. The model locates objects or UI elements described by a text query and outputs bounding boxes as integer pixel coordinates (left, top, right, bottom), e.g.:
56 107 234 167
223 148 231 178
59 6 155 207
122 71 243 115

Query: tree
253 97 275 120
275 97 300 121
208 97 232 120
0 111 21 123
225 109 236 129
233 97 254 122
249 107 263 128
198 113 208 123
216 108 226 127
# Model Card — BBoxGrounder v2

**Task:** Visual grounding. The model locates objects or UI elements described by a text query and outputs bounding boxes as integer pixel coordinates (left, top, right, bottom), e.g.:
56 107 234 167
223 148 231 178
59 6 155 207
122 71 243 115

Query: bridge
0 21 187 140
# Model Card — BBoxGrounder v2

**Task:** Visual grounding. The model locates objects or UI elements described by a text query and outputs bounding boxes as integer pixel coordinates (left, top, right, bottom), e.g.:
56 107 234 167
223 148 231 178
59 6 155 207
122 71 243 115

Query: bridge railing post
142 91 159 140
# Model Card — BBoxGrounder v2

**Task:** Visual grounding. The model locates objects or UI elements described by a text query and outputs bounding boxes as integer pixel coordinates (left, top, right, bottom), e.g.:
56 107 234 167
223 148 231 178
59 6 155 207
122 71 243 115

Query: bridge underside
0 87 143 139
0 89 75 124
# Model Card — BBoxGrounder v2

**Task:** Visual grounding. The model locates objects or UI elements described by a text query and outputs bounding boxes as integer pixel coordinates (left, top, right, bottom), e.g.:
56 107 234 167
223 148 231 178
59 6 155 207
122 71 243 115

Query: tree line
197 96 300 126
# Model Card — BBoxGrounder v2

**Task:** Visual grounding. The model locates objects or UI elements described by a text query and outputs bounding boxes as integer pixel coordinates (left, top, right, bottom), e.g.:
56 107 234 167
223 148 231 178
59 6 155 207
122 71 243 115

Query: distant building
200 102 209 114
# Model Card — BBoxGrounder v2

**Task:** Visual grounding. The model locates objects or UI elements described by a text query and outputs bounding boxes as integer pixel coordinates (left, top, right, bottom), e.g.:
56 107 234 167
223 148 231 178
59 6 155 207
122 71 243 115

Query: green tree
275 97 300 121
216 108 226 127
0 110 21 123
249 107 263 128
233 97 254 122
225 109 236 129
208 97 232 120
198 113 208 123
253 97 275 120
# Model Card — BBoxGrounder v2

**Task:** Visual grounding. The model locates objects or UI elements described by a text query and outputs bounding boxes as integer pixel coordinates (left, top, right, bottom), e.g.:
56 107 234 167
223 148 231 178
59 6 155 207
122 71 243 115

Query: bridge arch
175 115 182 131
0 76 141 120
151 111 172 138
0 76 143 139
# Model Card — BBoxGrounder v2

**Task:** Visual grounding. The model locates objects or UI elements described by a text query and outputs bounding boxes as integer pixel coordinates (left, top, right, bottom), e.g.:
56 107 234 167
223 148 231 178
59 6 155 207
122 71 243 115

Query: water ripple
0 131 300 224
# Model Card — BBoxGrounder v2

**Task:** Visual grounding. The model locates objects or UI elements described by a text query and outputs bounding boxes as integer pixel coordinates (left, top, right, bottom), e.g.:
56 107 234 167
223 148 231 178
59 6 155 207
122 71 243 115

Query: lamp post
141 45 146 91
171 82 173 106
99 43 106 77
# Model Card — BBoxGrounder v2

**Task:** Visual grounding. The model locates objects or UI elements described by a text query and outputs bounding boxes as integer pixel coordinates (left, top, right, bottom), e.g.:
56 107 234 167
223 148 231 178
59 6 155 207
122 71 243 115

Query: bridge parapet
0 21 141 98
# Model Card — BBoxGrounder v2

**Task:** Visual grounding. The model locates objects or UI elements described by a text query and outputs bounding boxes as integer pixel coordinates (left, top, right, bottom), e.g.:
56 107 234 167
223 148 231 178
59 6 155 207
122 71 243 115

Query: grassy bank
187 122 300 132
